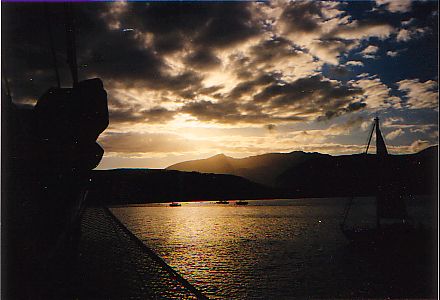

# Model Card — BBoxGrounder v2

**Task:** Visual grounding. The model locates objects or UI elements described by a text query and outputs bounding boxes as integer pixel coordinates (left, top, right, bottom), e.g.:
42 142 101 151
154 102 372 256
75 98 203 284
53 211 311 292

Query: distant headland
90 146 438 205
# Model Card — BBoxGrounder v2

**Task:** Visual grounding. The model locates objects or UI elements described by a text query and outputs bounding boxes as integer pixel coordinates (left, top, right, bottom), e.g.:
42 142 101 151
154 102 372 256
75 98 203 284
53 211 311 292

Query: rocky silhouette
2 78 109 298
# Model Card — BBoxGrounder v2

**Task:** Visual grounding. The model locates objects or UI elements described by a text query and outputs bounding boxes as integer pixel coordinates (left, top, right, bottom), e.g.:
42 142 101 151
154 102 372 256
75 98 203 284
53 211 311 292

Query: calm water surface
111 197 435 299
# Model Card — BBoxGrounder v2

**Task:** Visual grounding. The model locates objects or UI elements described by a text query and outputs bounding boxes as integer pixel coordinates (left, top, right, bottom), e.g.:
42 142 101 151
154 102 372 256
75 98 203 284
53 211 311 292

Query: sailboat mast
374 116 389 229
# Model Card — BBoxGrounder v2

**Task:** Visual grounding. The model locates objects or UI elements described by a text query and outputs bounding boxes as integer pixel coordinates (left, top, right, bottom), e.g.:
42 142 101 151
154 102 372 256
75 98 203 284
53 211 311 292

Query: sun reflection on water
111 197 433 299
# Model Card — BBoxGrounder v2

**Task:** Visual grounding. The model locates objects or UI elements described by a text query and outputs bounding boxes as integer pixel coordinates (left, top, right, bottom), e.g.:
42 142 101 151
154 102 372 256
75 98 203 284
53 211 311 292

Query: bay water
111 197 435 299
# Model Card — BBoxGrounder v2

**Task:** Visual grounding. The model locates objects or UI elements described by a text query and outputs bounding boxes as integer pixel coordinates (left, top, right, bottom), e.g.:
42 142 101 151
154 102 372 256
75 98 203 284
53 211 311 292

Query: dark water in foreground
111 197 436 299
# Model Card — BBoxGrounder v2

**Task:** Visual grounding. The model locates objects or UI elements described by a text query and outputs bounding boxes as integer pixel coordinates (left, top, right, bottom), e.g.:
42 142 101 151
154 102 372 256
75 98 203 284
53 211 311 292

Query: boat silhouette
235 200 249 205
169 202 182 207
340 117 430 244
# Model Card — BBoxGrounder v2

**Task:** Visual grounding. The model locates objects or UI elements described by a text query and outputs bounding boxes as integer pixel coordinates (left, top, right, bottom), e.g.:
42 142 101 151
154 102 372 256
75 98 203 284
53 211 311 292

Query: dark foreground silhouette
2 78 108 298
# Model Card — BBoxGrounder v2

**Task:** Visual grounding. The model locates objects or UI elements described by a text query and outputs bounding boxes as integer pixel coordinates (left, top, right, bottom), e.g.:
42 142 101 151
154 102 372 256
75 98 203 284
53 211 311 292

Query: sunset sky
3 1 438 169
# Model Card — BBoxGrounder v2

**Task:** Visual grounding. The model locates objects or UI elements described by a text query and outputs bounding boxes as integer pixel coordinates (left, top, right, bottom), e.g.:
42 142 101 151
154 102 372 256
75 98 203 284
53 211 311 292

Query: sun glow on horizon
4 1 437 170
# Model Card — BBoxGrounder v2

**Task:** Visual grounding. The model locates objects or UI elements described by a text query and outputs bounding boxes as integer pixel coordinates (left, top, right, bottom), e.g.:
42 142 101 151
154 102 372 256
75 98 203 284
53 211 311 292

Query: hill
166 146 438 197
277 145 438 197
167 151 328 187
88 169 276 205
89 146 437 205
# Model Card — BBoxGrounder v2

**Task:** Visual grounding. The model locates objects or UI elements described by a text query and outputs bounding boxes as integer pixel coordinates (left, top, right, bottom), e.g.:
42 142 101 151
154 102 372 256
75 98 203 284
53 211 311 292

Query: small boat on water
169 202 182 207
235 200 249 206
340 117 430 245
215 200 229 204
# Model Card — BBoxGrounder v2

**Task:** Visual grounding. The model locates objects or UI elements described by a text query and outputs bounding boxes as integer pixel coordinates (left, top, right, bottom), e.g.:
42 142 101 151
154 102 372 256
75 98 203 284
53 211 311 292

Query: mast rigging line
2 66 13 104
44 5 61 89
365 121 375 154
64 2 79 87
3 4 79 104
2 68 12 98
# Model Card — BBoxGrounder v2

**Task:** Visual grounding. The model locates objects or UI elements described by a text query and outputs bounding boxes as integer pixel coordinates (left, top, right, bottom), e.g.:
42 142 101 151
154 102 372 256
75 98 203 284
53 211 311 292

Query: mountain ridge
166 146 438 189
167 150 330 186
87 146 437 206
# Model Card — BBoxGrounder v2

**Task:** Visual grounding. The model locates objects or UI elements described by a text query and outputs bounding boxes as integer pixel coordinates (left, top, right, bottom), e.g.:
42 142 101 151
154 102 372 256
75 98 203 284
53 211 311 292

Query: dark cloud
2 2 215 102
181 100 239 122
2 4 126 99
3 1 436 133
76 5 206 92
153 32 185 53
228 73 279 99
180 99 304 124
121 3 215 35
199 85 224 95
106 93 176 125
160 71 203 93
184 49 222 70
253 75 362 119
265 124 276 131
109 107 145 124
327 65 351 77
176 73 365 125
118 2 259 50
346 101 366 112
194 4 260 49
317 101 366 121
309 38 359 64
109 106 176 125
249 36 301 65
324 115 366 131
83 30 165 82
115 3 214 54
280 1 324 33
254 76 359 103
